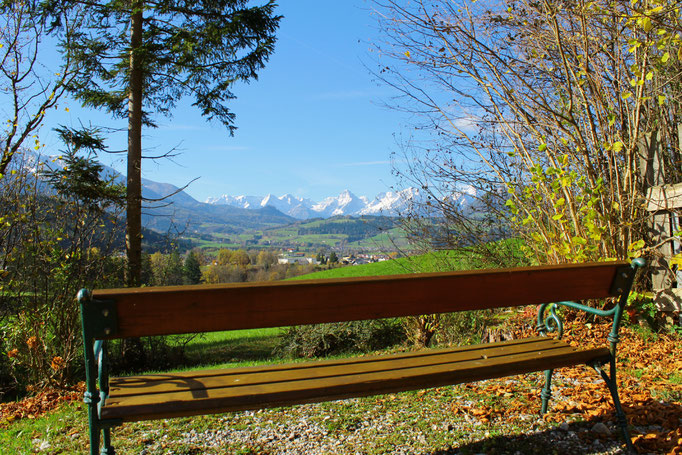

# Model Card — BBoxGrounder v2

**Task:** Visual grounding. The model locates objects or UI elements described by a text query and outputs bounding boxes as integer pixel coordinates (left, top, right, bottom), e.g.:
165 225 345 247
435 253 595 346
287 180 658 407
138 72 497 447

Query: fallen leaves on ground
0 382 85 427
499 319 682 454
0 321 680 454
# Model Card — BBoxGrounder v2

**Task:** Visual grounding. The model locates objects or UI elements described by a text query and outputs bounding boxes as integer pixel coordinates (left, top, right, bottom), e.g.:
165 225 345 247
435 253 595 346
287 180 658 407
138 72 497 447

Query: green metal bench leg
101 428 115 455
88 423 100 455
85 390 101 455
594 362 635 453
540 368 553 414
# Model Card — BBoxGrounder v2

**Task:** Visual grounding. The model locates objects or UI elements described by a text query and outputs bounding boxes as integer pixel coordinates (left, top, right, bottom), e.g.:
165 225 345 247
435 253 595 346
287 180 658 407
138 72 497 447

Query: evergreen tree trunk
126 0 143 287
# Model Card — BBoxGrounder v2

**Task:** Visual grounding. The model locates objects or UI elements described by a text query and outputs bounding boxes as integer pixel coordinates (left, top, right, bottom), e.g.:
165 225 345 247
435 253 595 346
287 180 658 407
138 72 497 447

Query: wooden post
640 130 675 291
645 184 679 290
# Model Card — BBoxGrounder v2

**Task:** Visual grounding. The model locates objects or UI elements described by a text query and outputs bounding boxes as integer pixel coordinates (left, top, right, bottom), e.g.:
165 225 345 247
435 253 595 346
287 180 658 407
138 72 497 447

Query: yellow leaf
612 141 624 152
641 17 653 32
669 253 682 266
404 51 410 58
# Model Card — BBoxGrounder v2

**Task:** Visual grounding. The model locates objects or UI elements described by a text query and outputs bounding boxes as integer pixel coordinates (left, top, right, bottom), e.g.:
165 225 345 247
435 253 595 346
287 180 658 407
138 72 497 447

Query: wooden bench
78 259 644 454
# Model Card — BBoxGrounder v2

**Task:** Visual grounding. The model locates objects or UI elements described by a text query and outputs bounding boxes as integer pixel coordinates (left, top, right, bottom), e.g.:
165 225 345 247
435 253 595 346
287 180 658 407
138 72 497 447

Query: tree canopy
52 0 281 285
375 0 682 265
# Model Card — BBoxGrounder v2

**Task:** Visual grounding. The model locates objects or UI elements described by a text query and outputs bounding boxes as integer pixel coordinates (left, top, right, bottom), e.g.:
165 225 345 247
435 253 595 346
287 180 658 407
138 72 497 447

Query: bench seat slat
109 337 565 396
101 337 610 422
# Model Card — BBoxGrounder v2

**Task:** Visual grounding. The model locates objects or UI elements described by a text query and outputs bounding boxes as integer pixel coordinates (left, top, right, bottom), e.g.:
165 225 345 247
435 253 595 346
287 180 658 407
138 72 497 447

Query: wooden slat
100 338 610 422
109 337 554 390
108 337 560 395
91 261 627 338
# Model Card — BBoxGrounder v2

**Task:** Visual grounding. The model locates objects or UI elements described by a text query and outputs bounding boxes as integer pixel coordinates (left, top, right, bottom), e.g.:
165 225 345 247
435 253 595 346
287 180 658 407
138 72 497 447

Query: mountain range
16 151 481 236
205 188 422 219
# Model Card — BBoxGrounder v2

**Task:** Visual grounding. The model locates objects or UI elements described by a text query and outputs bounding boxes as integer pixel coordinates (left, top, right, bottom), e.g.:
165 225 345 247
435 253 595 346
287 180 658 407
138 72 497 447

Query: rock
591 422 610 435
559 422 570 431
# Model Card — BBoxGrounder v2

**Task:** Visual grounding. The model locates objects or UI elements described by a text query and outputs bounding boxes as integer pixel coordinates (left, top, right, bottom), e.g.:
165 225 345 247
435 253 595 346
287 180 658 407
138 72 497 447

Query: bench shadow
426 399 682 455
114 374 210 398
427 421 626 455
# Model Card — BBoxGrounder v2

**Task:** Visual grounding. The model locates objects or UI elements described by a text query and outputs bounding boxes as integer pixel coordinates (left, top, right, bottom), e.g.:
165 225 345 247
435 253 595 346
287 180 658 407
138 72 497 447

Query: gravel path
132 392 651 455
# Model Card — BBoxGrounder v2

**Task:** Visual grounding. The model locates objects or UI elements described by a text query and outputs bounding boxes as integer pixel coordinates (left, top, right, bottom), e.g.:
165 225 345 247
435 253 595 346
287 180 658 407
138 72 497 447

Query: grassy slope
290 250 478 280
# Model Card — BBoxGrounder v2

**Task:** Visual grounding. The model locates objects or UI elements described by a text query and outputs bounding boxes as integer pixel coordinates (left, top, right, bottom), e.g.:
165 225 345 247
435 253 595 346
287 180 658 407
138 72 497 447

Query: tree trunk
126 0 143 287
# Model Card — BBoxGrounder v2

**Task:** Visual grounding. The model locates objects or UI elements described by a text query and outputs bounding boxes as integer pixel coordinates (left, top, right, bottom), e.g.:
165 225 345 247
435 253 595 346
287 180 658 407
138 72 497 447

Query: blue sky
41 1 410 202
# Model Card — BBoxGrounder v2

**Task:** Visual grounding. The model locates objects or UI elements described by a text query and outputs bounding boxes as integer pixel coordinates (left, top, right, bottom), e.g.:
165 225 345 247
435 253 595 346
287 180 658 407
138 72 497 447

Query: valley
180 215 411 254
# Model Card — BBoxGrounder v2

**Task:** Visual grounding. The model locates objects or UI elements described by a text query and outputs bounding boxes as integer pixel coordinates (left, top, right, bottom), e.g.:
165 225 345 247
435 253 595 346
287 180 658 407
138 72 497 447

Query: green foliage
275 320 404 358
435 310 498 346
148 250 185 286
42 127 124 207
506 157 611 263
626 291 658 323
58 0 281 131
0 147 125 396
183 251 202 284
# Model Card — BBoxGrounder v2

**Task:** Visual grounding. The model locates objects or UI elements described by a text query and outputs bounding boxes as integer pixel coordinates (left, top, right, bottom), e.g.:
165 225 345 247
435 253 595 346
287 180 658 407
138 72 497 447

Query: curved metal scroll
536 303 564 338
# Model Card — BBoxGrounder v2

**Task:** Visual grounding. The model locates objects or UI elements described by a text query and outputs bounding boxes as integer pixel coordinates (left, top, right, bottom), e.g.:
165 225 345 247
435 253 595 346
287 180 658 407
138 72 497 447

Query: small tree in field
184 251 202 285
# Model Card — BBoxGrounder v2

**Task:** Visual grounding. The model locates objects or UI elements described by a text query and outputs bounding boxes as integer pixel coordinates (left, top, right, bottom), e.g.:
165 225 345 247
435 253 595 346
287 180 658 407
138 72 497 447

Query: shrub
275 319 405 358
0 144 125 397
435 310 499 346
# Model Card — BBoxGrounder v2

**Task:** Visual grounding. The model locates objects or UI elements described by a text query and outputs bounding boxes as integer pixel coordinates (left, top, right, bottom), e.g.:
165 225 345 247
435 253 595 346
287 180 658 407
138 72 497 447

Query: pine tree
329 251 339 264
184 251 202 285
56 0 280 286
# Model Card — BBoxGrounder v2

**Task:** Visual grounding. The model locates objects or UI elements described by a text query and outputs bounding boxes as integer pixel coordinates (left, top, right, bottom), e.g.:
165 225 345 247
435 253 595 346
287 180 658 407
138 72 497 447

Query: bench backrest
79 261 636 339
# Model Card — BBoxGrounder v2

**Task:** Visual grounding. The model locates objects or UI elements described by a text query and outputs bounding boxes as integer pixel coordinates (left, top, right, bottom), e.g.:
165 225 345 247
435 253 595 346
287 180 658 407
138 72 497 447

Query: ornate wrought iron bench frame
79 259 644 454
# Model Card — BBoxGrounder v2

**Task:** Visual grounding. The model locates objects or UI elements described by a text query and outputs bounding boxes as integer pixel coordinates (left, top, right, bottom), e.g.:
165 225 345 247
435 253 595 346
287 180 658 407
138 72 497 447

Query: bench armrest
79 289 115 426
536 259 644 355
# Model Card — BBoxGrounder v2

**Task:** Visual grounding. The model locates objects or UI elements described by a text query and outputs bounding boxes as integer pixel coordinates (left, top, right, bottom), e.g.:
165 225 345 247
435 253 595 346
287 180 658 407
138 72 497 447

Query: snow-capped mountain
311 190 369 218
206 185 485 220
359 188 420 216
205 194 263 209
206 188 426 219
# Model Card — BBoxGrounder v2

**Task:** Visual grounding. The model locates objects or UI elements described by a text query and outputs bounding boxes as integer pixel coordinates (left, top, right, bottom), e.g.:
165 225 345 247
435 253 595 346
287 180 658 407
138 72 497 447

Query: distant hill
14 150 297 240
140 177 296 235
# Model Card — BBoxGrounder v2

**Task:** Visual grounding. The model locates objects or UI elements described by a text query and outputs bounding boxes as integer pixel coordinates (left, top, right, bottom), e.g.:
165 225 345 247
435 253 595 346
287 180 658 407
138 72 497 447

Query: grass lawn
291 249 479 280
180 327 284 368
